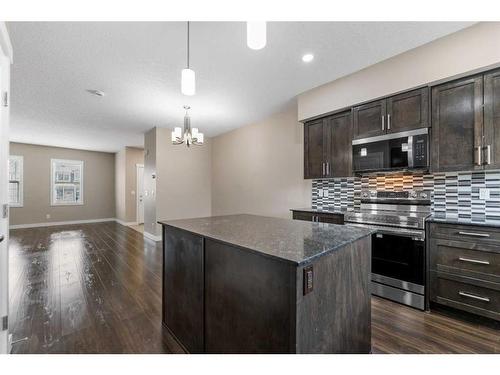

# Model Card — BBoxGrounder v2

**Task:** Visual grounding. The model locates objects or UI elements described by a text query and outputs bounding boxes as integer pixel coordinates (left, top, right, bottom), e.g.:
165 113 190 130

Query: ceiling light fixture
246 22 266 50
302 54 314 63
171 105 204 147
181 21 195 96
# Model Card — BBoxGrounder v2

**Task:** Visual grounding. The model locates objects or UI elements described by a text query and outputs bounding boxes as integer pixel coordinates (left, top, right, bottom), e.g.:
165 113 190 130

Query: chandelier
171 106 204 147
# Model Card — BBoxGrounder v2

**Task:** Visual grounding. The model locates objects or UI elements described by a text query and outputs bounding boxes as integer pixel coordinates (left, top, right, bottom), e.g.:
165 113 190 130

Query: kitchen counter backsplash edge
312 170 500 223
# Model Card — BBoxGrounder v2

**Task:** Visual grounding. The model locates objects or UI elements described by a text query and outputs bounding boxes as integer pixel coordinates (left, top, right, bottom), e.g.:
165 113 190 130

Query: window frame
9 155 24 208
50 158 84 206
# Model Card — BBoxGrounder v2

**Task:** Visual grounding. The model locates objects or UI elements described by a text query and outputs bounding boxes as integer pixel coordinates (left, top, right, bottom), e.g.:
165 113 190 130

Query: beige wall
211 104 311 219
115 148 126 221
143 128 157 236
115 147 144 223
298 22 500 121
143 127 212 237
10 142 115 225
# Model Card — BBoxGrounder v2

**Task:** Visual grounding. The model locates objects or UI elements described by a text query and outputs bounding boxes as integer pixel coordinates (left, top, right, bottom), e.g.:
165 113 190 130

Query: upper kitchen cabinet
353 88 429 139
483 69 500 170
304 118 327 179
304 111 352 179
352 99 386 139
431 75 484 172
325 111 352 178
386 88 429 133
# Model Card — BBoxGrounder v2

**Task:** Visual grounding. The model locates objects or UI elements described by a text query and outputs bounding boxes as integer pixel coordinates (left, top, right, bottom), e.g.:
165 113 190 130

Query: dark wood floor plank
9 222 500 354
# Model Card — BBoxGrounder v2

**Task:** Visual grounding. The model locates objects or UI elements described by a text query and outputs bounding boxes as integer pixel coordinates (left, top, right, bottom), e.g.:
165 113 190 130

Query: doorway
136 164 144 225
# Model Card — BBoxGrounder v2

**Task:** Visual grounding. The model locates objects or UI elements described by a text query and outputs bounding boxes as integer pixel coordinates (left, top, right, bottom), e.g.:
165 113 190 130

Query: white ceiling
7 21 474 152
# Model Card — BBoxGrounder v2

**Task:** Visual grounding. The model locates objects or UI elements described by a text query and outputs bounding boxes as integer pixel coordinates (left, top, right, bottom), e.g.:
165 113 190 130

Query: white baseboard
10 217 116 229
143 230 161 242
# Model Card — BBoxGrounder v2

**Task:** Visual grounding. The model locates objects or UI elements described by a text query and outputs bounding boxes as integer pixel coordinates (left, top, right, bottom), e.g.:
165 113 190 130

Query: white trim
136 163 144 224
10 218 115 229
50 158 84 206
143 231 161 242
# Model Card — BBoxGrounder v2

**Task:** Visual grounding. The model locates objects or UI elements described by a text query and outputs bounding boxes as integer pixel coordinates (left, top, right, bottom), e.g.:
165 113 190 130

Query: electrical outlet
323 190 329 198
46 214 51 219
318 189 323 197
480 188 491 200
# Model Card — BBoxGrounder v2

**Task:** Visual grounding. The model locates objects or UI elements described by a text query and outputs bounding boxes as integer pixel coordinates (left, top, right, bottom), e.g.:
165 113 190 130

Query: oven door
372 232 425 287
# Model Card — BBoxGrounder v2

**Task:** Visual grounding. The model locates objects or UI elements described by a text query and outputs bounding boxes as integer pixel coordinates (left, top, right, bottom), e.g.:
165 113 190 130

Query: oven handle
345 222 425 241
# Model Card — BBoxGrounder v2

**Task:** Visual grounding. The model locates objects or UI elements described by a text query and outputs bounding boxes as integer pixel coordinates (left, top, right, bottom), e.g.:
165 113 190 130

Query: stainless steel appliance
352 128 429 173
344 189 431 310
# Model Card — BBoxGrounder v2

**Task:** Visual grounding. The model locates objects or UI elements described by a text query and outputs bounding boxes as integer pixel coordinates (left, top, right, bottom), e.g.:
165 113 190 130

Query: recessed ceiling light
86 89 105 97
302 54 314 63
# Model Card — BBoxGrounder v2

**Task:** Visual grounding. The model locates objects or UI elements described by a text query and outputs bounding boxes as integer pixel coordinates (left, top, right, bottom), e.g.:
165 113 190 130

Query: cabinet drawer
292 211 314 222
430 272 500 321
430 238 500 283
317 213 344 225
429 223 500 244
292 211 344 225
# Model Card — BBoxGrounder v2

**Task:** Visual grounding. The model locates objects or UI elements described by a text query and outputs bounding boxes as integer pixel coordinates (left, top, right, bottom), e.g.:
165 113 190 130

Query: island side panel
163 226 204 353
295 236 372 353
204 239 297 353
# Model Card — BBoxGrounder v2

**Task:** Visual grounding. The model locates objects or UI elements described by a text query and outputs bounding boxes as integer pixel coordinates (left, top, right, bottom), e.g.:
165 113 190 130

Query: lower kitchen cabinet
428 222 500 322
291 210 344 225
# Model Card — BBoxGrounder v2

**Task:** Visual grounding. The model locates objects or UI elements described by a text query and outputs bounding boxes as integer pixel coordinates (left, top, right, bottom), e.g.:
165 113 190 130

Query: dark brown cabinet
291 210 344 225
353 88 429 139
428 222 500 322
431 69 500 172
431 75 483 172
304 111 352 179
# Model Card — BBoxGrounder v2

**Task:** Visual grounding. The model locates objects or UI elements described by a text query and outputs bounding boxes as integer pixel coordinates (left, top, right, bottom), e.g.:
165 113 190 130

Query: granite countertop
290 207 349 215
427 215 500 228
159 214 374 266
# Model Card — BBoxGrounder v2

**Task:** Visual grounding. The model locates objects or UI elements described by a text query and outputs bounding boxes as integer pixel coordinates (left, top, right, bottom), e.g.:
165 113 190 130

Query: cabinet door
304 119 326 179
352 99 386 139
431 76 483 172
386 88 429 133
325 111 352 177
484 69 500 169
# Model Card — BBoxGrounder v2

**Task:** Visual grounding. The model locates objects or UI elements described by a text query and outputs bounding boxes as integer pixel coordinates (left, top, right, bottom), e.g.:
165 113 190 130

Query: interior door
431 75 483 172
0 42 11 354
386 87 429 133
136 164 144 224
304 119 325 179
352 99 386 139
325 111 352 177
483 69 500 169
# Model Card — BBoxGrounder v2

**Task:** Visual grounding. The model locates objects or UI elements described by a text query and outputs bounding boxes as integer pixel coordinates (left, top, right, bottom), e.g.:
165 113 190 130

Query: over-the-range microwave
352 128 429 174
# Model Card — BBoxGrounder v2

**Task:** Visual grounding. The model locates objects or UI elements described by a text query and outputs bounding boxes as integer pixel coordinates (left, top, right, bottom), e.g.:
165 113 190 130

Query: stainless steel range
344 189 431 310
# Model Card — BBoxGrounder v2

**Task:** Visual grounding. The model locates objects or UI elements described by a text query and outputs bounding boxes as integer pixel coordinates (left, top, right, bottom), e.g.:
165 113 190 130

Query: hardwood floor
8 222 500 354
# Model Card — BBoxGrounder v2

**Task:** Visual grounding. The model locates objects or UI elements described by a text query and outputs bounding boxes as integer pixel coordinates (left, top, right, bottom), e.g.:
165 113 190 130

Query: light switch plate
480 188 490 200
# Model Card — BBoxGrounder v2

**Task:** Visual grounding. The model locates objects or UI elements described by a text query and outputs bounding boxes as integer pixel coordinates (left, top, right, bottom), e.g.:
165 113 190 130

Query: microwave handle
407 136 414 168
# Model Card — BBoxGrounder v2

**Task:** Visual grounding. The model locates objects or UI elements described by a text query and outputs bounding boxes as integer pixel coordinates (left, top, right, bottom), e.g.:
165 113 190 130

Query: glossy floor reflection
9 222 500 353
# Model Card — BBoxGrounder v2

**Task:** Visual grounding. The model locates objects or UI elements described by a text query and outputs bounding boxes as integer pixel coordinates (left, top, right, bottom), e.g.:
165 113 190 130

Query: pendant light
181 21 195 96
171 106 204 147
246 22 266 50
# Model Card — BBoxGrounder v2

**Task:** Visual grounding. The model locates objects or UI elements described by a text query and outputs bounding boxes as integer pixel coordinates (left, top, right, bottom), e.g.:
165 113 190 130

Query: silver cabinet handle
458 257 490 265
458 231 490 238
322 162 325 176
459 291 490 303
387 114 391 130
475 146 482 166
485 145 492 165
326 162 330 176
381 115 385 131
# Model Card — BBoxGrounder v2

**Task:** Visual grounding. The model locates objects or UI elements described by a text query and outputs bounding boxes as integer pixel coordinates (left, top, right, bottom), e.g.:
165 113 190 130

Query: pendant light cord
187 21 190 69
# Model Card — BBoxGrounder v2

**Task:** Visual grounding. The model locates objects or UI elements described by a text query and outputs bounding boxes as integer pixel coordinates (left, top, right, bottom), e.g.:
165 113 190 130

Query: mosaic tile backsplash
312 170 500 222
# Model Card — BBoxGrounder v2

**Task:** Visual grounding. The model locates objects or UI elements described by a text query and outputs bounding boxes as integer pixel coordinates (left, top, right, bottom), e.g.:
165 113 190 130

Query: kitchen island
159 214 373 354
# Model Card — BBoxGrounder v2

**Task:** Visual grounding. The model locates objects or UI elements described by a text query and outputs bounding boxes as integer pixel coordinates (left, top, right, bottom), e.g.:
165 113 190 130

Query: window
9 155 23 207
51 159 84 205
